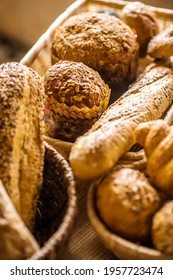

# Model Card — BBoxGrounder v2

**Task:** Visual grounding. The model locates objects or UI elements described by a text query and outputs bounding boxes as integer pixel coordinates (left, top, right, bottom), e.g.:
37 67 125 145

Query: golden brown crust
122 1 159 57
69 61 173 179
0 180 39 259
51 12 139 86
152 201 173 254
0 62 45 230
147 25 173 59
96 168 161 242
135 119 173 198
44 60 110 142
135 119 170 157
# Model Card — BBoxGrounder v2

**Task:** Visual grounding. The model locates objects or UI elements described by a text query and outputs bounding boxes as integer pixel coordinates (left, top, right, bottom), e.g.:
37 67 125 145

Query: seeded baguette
69 60 173 179
0 62 45 230
0 180 39 260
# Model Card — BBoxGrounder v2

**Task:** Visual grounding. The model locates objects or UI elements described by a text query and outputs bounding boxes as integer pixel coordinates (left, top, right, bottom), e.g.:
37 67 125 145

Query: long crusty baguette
69 60 173 179
0 62 45 230
0 180 39 259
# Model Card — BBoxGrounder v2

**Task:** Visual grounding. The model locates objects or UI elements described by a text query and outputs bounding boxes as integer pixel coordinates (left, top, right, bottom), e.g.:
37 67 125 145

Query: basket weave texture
29 142 77 260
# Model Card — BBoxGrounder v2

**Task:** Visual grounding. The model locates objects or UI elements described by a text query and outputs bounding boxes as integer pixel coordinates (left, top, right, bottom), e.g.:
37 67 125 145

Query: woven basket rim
29 141 77 260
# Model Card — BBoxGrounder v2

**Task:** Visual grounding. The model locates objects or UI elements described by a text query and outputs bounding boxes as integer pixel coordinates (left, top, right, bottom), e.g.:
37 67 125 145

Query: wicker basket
19 0 173 259
29 141 77 260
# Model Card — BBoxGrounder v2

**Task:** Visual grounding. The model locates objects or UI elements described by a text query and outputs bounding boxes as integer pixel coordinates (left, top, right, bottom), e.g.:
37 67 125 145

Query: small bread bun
96 168 161 242
147 25 173 59
44 60 110 142
51 12 139 86
152 201 173 254
122 1 159 57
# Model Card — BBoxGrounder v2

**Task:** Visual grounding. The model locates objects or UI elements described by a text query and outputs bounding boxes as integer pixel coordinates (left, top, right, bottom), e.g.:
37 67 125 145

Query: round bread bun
152 201 173 254
44 60 110 142
122 1 159 57
147 25 173 59
51 12 139 87
96 168 161 242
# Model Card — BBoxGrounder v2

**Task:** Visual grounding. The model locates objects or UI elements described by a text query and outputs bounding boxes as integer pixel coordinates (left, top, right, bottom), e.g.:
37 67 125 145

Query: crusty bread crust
147 25 173 59
52 12 139 86
69 60 173 179
122 1 159 57
0 62 45 230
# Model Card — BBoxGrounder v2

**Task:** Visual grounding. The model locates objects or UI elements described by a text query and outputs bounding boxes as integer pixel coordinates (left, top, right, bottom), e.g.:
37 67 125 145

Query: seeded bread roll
0 62 45 230
96 168 161 242
52 12 139 86
70 60 173 179
0 180 39 260
44 60 110 142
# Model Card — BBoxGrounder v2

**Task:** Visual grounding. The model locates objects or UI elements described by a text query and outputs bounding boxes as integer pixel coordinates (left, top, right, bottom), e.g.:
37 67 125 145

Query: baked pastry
69 60 173 179
122 1 159 57
152 201 173 254
0 180 39 260
51 12 139 86
135 119 173 198
147 25 173 59
0 62 45 230
44 60 110 142
96 168 161 242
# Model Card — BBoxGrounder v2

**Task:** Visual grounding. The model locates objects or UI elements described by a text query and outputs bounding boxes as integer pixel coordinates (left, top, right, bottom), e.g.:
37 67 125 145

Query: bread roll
0 180 39 259
69 60 173 179
122 1 159 57
96 168 161 242
152 201 173 254
51 12 139 86
135 119 173 198
0 62 45 230
44 60 110 142
147 25 173 59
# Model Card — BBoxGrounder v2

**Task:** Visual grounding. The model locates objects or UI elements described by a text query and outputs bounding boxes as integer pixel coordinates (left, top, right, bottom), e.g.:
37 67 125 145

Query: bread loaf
0 62 45 230
69 60 173 179
0 180 39 259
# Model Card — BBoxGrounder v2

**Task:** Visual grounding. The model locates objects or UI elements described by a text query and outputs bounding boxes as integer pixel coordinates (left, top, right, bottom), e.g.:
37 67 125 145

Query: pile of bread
49 1 173 254
1 0 173 259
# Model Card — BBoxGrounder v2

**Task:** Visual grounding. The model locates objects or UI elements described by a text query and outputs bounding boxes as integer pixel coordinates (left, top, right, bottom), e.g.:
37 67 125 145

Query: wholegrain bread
69 60 173 179
44 60 110 142
51 12 139 86
96 168 161 242
0 62 45 230
0 180 39 259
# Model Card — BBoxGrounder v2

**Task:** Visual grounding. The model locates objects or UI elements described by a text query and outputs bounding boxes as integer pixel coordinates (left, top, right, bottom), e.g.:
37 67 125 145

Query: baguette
0 180 39 259
0 62 45 230
69 60 173 179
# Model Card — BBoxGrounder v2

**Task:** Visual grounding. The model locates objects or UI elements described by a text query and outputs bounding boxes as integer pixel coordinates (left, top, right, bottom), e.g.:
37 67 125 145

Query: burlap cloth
60 180 115 260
